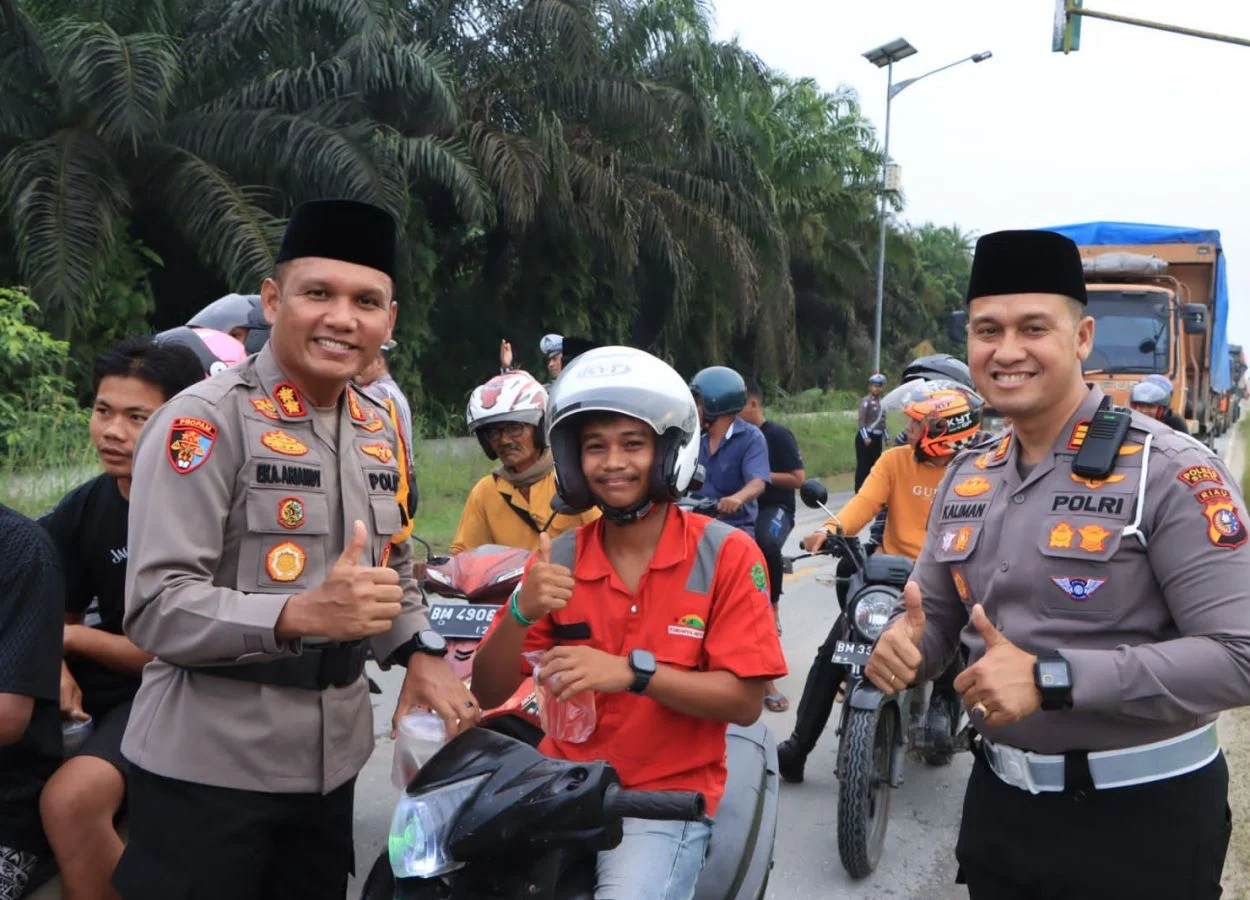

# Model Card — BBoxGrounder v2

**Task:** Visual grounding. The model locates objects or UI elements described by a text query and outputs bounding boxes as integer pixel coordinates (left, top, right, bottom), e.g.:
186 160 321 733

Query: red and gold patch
991 433 1012 463
274 382 306 417
1048 522 1075 549
360 442 395 464
250 398 281 421
379 543 393 568
951 568 971 603
1070 473 1126 490
265 541 307 582
362 410 385 433
166 417 218 474
1202 499 1248 549
1067 420 1090 450
347 389 367 423
1195 487 1233 506
261 430 309 456
953 477 991 498
973 452 991 471
1177 465 1223 489
1077 524 1112 553
277 497 305 530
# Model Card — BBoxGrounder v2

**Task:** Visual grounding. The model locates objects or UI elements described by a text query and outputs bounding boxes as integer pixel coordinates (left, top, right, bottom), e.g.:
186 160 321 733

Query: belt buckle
989 742 1039 795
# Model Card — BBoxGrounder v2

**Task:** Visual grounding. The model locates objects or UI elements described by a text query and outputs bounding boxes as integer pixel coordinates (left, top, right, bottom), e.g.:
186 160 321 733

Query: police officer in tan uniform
115 200 478 899
867 230 1250 899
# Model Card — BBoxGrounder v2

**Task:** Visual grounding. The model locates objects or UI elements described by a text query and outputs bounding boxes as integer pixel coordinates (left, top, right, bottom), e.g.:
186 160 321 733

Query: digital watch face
1037 659 1071 689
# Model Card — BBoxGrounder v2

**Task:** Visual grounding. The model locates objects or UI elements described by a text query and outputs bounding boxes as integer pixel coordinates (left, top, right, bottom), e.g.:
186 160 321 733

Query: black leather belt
198 643 369 690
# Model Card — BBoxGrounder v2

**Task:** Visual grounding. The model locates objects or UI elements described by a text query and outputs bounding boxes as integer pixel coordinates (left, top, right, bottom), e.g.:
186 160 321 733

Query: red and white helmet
467 370 549 459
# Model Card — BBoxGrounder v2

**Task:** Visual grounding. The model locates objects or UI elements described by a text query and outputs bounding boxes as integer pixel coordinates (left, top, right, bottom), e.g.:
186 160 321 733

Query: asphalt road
347 493 973 899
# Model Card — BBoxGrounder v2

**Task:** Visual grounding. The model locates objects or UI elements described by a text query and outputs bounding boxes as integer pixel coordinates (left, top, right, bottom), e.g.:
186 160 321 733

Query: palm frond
380 129 495 228
47 19 179 153
511 0 599 71
465 122 545 230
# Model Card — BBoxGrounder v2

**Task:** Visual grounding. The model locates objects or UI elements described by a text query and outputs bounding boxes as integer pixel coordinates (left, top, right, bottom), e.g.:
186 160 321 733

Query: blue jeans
595 817 713 900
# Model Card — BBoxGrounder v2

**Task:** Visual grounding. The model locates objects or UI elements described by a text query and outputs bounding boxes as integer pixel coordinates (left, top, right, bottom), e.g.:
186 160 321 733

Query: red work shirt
487 506 788 816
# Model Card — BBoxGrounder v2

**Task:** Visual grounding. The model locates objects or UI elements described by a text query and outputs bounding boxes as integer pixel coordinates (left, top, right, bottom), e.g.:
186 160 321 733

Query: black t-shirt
758 420 804 516
0 503 63 853
39 474 140 712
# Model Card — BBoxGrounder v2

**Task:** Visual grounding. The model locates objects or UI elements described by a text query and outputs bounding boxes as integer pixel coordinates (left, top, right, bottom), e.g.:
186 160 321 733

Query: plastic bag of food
391 710 449 789
523 651 597 743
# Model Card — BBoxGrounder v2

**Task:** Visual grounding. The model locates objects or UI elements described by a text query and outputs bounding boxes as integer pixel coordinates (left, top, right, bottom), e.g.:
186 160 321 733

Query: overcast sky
712 0 1250 352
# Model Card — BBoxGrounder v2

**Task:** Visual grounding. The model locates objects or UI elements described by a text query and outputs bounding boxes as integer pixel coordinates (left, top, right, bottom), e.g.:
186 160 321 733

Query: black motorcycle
784 479 964 879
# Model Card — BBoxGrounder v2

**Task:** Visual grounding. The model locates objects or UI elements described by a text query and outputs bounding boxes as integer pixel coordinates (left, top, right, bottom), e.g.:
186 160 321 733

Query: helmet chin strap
597 498 658 525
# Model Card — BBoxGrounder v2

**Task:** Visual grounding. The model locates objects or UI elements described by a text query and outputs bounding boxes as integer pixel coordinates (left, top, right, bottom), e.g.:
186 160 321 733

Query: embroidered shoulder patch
1200 497 1248 549
265 541 307 582
277 497 305 529
274 382 306 417
362 410 385 433
1177 465 1223 489
751 562 767 593
167 417 218 474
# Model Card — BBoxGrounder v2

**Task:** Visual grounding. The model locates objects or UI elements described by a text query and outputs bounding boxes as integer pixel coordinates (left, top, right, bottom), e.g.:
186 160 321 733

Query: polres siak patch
1177 465 1224 489
167 417 218 474
751 562 768 593
1051 576 1107 602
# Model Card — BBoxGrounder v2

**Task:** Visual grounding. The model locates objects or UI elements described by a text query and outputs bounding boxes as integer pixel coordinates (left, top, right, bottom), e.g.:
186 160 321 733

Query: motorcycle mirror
799 479 828 509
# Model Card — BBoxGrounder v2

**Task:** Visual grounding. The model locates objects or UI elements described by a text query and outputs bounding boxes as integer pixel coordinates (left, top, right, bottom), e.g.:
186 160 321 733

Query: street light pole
862 43 992 376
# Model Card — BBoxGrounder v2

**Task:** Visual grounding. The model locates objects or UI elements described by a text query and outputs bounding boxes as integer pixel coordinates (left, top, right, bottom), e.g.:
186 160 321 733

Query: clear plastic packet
523 650 597 743
391 710 449 789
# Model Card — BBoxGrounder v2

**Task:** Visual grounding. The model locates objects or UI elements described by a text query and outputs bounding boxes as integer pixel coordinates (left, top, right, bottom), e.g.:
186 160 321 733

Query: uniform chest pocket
1037 515 1123 562
656 603 713 670
242 488 330 591
930 522 985 564
1037 515 1127 619
370 495 403 538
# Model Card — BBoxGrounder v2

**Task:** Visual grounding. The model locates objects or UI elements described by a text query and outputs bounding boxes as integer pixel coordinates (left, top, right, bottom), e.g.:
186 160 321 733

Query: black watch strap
1035 651 1073 711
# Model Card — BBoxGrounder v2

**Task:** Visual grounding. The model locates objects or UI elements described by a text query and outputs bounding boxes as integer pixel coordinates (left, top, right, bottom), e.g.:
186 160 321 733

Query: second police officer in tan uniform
867 230 1250 899
115 200 477 899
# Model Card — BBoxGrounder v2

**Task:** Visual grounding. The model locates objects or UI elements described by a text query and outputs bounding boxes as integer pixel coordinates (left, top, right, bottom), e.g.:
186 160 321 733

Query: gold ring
972 701 989 718
889 672 897 687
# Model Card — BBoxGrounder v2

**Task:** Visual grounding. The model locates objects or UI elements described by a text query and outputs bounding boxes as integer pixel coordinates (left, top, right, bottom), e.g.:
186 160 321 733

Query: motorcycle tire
921 697 957 767
836 707 895 879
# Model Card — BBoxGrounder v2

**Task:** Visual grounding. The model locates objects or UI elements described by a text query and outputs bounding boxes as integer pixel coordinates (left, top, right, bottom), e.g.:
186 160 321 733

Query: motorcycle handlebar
603 785 706 822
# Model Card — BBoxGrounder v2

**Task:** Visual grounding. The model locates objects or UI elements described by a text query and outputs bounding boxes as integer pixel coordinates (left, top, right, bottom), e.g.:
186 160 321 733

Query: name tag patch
257 463 322 488
942 501 987 521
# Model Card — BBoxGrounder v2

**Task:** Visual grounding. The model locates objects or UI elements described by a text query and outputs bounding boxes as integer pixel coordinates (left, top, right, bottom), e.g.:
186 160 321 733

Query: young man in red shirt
473 346 788 900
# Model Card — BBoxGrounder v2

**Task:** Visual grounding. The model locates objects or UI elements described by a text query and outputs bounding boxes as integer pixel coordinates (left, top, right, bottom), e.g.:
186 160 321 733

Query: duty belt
978 722 1219 794
195 642 369 691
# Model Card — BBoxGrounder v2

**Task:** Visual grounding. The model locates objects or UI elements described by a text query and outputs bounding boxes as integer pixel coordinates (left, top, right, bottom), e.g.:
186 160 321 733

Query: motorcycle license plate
429 603 498 640
831 640 873 666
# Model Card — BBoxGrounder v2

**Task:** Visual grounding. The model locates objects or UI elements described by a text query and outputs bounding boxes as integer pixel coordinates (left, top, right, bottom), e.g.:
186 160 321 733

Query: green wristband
509 586 537 627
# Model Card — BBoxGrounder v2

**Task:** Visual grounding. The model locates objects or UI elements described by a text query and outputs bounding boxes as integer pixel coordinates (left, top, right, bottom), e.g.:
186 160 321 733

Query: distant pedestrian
855 373 887 491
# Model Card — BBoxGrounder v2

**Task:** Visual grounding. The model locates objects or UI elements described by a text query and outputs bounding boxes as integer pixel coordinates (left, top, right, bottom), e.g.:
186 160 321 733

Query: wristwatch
627 649 657 695
1034 652 1074 711
393 629 448 665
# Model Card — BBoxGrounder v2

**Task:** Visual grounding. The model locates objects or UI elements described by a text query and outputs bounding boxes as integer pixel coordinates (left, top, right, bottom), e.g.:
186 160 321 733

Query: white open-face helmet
467 370 548 459
547 346 701 520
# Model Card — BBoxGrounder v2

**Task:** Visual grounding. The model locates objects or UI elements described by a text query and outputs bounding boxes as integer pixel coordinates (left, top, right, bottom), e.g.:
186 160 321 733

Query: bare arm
65 625 152 677
0 693 34 747
769 468 806 491
471 613 532 709
732 477 767 505
645 667 767 727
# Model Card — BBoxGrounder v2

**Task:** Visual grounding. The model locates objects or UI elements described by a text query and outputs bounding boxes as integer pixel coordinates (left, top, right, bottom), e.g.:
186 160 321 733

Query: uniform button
1013 494 1025 504
1000 562 1009 572
630 605 638 614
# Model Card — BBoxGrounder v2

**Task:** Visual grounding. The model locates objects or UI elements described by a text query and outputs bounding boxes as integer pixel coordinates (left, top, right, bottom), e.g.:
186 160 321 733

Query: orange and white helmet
883 379 984 462
467 370 548 459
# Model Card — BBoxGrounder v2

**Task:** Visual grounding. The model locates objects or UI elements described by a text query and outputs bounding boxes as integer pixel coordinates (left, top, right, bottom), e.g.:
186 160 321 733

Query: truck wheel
837 707 895 879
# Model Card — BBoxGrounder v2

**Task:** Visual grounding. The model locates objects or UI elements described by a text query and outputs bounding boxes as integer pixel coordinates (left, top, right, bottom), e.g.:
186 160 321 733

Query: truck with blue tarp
1043 222 1231 442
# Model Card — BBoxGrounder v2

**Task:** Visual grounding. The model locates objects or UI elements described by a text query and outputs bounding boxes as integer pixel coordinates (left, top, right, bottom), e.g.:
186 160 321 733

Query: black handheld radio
1072 396 1132 480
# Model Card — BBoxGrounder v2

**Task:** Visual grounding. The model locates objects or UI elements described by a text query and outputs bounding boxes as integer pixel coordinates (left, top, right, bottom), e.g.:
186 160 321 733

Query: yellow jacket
824 445 947 559
450 470 600 554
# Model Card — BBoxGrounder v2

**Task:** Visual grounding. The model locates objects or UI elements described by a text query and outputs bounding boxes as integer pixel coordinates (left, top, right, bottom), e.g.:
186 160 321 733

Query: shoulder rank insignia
274 382 307 418
360 442 394 464
250 398 281 421
362 409 385 433
262 430 309 456
167 417 218 474
347 389 367 423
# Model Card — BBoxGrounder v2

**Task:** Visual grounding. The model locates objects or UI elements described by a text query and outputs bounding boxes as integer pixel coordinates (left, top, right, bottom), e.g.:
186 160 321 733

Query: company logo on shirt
911 485 937 498
668 613 706 639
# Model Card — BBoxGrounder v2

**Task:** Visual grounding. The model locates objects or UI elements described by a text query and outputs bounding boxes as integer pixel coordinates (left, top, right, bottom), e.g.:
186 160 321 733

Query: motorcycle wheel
836 706 895 879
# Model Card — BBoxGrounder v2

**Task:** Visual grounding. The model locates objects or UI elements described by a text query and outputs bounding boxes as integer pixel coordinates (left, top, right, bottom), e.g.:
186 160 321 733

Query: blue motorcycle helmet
689 366 748 422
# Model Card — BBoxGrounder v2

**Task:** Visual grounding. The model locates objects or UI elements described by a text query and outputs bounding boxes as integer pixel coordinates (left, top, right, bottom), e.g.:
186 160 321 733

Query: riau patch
1051 576 1107 602
360 442 394 464
751 562 768 593
1195 487 1233 506
277 497 305 530
167 417 218 474
1202 499 1248 549
940 525 974 553
953 477 991 498
1177 465 1223 489
362 410 385 433
1077 524 1111 552
1070 473 1126 490
347 389 367 423
265 541 307 582
951 568 971 602
379 542 393 568
261 430 309 456
250 398 281 421
274 382 307 418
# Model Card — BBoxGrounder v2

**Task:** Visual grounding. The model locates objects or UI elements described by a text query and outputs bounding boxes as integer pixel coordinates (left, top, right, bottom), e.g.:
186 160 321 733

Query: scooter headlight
388 774 489 879
850 589 899 643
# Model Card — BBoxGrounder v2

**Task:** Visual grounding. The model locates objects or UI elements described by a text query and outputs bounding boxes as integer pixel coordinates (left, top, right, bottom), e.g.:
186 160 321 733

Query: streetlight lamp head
971 51 993 62
863 37 918 67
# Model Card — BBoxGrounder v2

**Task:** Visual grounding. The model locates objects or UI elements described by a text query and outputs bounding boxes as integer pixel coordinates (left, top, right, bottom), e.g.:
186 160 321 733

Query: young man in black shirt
740 380 805 713
38 337 202 900
0 504 63 900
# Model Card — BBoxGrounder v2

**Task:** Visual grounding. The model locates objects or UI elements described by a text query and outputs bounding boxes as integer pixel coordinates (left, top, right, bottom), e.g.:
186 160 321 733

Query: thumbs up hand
952 604 1042 727
515 533 574 624
865 581 927 696
275 519 404 641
